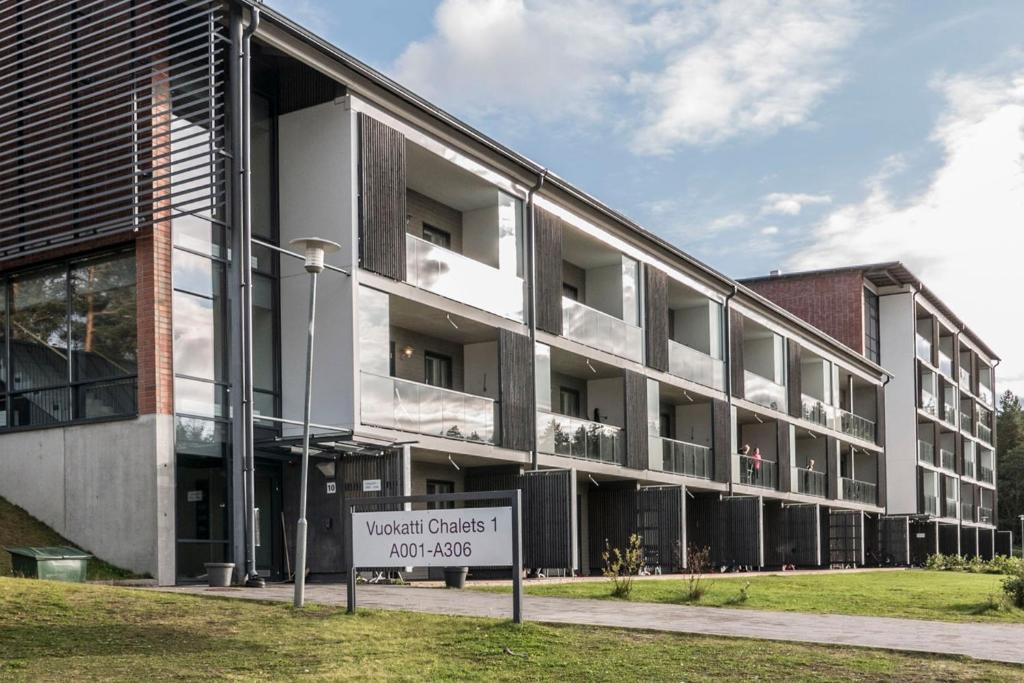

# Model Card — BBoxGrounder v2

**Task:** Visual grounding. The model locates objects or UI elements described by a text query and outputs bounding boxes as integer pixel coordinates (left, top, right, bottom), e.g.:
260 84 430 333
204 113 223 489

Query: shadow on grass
0 623 260 660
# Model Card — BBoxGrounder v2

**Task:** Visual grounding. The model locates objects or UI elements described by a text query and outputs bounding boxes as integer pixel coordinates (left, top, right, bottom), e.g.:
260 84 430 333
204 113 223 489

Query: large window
864 288 880 364
0 251 137 429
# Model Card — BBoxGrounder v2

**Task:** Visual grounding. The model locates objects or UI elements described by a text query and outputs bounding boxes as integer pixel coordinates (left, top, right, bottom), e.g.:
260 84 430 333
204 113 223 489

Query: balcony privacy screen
533 207 563 335
0 0 226 263
358 113 406 280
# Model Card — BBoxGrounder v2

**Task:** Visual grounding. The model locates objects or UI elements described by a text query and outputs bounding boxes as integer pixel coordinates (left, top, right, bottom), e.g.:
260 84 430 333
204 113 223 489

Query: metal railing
656 436 712 479
923 494 938 515
978 507 993 524
842 478 877 505
797 468 826 497
979 465 994 484
801 394 833 428
562 297 643 363
916 334 932 362
743 370 787 412
360 371 496 444
739 454 777 489
667 339 726 391
978 423 992 444
939 448 956 471
405 233 525 321
838 408 875 442
920 389 938 416
961 503 975 522
536 410 623 464
938 351 953 378
918 440 935 465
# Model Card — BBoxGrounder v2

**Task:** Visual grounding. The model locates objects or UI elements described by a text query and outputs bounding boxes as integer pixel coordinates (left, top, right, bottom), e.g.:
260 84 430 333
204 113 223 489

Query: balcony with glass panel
537 411 623 463
959 365 971 390
649 380 715 478
739 454 777 489
918 440 935 466
979 450 995 484
838 408 875 442
962 442 976 480
943 498 958 519
920 386 938 417
978 506 993 525
653 436 711 478
937 333 954 379
736 408 780 490
939 448 955 471
740 319 788 413
664 280 726 391
923 494 939 515
799 350 834 430
977 418 993 445
961 502 975 522
915 333 932 363
794 429 827 497
562 297 642 363
978 383 994 408
744 371 787 412
797 468 826 497
402 141 525 322
835 366 879 443
801 395 833 428
842 478 877 505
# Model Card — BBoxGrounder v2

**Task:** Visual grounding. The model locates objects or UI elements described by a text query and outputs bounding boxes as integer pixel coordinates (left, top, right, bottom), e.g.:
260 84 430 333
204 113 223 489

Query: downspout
880 372 891 513
724 284 738 496
241 4 262 588
526 169 548 471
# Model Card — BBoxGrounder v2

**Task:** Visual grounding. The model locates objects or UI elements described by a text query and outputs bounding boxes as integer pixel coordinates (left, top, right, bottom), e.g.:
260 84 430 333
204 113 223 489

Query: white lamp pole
290 237 340 608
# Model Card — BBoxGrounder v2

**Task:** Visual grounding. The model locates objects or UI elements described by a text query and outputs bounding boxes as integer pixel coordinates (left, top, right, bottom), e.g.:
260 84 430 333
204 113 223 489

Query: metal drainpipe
526 169 548 470
241 4 262 587
724 284 738 496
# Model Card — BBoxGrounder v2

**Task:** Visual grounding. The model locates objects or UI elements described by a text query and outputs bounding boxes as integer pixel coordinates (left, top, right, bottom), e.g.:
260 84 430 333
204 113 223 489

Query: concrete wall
880 291 918 514
587 377 624 427
464 341 498 400
0 415 175 583
738 421 778 461
675 403 712 446
462 201 498 268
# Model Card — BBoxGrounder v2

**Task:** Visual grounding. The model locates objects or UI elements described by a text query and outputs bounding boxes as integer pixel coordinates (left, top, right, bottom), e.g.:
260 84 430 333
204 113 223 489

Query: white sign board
362 479 382 492
187 490 203 503
351 507 512 568
326 482 337 494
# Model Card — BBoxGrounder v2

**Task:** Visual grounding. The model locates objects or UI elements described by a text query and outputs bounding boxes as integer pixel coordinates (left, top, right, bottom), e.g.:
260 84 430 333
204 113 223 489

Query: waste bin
5 546 92 582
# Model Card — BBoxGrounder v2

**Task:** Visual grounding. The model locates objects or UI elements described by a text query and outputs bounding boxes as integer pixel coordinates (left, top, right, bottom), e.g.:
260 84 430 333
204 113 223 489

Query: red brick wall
747 271 867 354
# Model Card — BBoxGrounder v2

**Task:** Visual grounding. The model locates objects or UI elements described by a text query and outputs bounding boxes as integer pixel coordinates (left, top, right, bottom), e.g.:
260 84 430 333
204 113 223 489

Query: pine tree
997 391 1024 530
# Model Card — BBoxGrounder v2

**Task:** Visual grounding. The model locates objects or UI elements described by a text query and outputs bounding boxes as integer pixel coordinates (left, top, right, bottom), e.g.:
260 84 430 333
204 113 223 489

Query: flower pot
205 562 235 587
443 566 469 589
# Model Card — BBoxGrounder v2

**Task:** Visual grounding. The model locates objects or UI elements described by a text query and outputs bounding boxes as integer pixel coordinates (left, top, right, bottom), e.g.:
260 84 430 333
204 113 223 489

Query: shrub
724 581 752 605
1002 566 1024 608
683 545 713 602
925 553 947 571
926 553 1023 576
602 533 644 599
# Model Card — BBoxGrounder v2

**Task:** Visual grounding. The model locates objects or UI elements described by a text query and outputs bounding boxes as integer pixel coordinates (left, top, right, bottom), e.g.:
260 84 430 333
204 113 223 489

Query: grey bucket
205 562 235 587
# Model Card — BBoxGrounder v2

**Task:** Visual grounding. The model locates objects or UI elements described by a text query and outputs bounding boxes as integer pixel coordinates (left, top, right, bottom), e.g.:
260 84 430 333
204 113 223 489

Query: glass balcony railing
360 371 496 444
739 454 777 489
979 465 994 484
938 351 953 378
942 401 957 426
943 499 958 519
960 410 972 433
842 478 877 505
405 233 524 321
920 390 937 416
838 408 875 442
562 297 642 363
923 494 938 515
667 339 725 391
979 385 993 407
796 468 826 497
961 503 975 522
743 370 787 412
978 506 993 524
801 394 833 429
918 440 935 466
939 448 955 471
536 410 623 464
916 334 932 362
963 458 976 480
978 423 992 444
959 366 971 389
655 436 712 479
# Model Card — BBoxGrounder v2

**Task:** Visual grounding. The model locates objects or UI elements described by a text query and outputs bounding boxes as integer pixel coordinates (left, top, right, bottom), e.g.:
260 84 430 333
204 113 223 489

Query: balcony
942 401 957 427
978 506 993 525
961 503 975 522
667 339 725 391
561 297 642 363
360 372 496 444
943 499 958 518
939 448 955 471
405 233 524 321
960 410 972 433
920 390 938 416
744 371 787 412
963 459 976 480
938 351 953 378
842 478 877 505
923 494 938 515
796 468 826 497
978 423 992 444
979 465 994 484
918 440 935 466
801 394 833 429
656 436 712 479
959 366 971 389
979 385 994 407
916 334 932 362
838 408 875 442
739 454 777 489
536 410 623 464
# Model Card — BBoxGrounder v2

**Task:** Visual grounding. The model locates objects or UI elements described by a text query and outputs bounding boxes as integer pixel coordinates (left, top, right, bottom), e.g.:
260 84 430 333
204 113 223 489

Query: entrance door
254 462 283 580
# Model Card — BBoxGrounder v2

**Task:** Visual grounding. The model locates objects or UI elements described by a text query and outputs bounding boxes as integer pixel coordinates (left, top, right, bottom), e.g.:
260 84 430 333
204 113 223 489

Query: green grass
0 579 1022 681
0 497 136 581
478 570 1023 623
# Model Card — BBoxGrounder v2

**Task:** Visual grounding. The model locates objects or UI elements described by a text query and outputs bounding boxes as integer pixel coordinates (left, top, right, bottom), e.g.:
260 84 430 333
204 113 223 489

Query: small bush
925 553 1023 575
602 533 644 599
724 582 752 605
683 545 713 602
1002 566 1024 608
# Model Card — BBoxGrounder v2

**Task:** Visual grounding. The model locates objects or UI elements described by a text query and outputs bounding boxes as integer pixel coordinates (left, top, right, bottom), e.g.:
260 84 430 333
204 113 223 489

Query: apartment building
743 264 1002 561
1 0 897 585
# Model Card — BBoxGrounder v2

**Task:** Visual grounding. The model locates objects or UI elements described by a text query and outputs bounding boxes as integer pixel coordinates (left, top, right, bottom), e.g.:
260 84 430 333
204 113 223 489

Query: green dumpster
5 546 92 582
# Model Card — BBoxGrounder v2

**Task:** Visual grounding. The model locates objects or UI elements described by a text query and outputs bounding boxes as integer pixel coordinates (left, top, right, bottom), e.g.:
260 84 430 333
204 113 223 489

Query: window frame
559 386 581 418
424 350 453 389
426 479 456 510
864 288 880 363
421 223 452 249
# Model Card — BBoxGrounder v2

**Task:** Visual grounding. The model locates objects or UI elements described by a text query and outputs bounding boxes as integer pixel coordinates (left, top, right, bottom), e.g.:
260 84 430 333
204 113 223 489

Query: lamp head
290 237 340 273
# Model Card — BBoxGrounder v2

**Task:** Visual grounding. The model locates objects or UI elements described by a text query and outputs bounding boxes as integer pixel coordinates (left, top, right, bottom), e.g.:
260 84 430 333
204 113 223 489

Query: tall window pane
173 290 226 382
0 282 6 393
70 253 137 381
10 267 68 391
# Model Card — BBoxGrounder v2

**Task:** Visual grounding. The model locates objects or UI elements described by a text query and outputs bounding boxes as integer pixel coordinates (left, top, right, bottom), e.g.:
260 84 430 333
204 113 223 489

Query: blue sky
267 0 1024 393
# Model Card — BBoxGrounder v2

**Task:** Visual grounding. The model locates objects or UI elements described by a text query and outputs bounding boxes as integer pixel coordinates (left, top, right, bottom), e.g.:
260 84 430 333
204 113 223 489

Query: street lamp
290 237 340 608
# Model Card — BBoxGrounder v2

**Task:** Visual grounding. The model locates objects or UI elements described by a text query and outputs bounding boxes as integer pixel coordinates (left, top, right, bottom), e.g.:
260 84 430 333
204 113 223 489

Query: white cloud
761 192 833 216
264 0 334 35
760 225 780 235
789 68 1024 395
392 0 861 152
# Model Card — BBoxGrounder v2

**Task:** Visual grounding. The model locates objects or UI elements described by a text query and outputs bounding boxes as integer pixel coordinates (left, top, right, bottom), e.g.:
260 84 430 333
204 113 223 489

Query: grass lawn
479 570 1024 624
0 497 135 581
1 579 1022 681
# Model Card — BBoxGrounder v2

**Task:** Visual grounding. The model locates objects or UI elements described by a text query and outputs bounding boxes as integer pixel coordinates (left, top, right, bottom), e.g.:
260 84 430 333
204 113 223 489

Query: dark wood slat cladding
938 523 959 555
623 370 648 470
638 486 685 571
996 531 1012 557
875 384 886 448
787 342 802 418
358 113 407 280
643 267 669 371
534 208 564 335
827 437 840 499
879 516 909 565
729 310 745 399
829 510 863 566
960 527 978 558
689 495 762 568
776 422 792 493
711 398 731 483
498 329 534 451
765 503 821 567
587 485 638 572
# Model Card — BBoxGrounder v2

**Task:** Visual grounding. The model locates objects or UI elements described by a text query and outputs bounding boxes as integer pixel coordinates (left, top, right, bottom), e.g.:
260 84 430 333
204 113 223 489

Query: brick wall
747 271 867 354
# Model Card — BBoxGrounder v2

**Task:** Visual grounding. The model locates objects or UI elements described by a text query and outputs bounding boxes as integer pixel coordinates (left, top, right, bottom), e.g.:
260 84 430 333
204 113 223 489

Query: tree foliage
997 391 1024 530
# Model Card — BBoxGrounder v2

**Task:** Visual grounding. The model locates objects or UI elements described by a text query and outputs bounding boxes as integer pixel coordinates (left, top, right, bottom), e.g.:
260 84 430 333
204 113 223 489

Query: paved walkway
155 583 1024 665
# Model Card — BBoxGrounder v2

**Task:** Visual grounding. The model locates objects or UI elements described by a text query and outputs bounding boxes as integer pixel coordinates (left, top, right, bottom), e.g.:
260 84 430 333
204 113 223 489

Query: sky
267 0 1024 396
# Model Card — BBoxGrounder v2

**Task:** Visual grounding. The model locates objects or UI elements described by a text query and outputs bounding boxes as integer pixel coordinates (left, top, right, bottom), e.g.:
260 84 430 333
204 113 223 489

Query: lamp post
290 237 340 608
